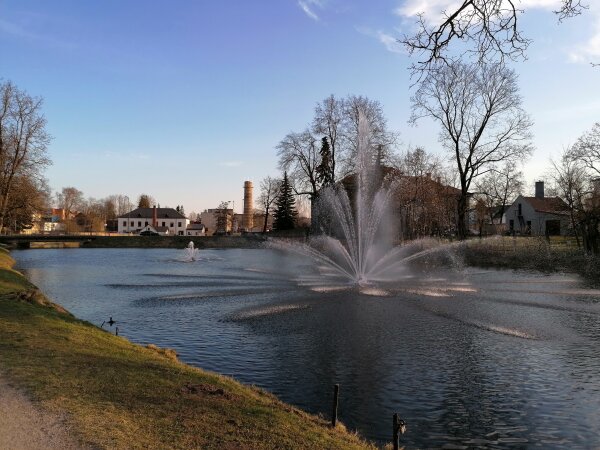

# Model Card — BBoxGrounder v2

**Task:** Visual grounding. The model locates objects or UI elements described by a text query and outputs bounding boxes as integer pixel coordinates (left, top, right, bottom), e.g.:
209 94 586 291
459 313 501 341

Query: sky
1 0 599 215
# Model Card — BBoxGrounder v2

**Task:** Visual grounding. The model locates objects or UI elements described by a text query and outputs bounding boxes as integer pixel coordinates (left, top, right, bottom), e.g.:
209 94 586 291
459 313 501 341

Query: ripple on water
228 304 309 321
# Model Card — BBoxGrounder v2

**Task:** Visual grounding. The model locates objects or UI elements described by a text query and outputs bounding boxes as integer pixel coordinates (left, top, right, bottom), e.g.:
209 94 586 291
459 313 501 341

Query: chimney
152 205 157 227
535 181 544 199
243 181 254 232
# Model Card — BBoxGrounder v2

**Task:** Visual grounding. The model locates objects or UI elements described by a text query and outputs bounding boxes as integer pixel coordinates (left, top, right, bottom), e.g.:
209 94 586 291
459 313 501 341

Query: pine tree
316 137 334 187
273 172 297 230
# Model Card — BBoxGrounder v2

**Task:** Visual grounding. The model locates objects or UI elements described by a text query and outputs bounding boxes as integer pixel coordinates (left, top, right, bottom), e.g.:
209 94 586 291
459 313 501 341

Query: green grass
0 251 374 449
461 236 600 285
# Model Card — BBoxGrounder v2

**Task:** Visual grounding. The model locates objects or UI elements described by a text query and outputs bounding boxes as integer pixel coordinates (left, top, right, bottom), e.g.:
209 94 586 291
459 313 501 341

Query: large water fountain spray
277 108 432 287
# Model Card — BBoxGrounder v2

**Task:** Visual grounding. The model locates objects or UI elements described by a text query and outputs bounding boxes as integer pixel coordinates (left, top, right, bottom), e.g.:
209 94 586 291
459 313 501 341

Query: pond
13 248 600 448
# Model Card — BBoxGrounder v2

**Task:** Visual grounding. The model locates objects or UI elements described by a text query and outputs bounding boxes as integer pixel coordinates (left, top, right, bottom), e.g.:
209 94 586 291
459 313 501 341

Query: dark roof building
117 207 186 219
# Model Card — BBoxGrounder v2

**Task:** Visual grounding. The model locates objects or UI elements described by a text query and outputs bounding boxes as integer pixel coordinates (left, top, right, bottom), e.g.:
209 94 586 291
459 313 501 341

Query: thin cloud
568 5 600 63
0 17 77 49
357 27 405 54
298 0 322 21
219 160 243 168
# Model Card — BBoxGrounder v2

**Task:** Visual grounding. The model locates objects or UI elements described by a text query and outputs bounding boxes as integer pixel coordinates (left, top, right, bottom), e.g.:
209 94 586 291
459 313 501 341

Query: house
118 206 189 235
139 225 170 236
186 222 206 236
503 182 570 236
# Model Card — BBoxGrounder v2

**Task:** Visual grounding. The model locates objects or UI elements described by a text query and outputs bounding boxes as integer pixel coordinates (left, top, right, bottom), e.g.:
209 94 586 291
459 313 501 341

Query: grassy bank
0 248 373 449
461 236 600 285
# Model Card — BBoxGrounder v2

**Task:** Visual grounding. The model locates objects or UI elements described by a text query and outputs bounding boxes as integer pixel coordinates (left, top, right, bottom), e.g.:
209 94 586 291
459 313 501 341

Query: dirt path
0 376 84 450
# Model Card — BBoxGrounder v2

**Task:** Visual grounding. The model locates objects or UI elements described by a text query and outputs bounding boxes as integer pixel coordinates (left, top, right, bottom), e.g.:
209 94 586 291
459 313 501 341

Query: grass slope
0 249 373 449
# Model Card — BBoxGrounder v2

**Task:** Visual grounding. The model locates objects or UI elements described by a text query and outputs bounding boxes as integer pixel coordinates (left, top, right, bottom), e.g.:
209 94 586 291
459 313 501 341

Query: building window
162 221 165 227
178 222 182 227
145 221 148 226
123 221 126 227
518 203 522 216
138 221 141 227
170 222 174 227
130 221 134 226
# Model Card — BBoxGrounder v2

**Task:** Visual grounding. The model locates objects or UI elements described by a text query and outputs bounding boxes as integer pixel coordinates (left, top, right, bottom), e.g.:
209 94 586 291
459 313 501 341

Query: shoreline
0 247 373 450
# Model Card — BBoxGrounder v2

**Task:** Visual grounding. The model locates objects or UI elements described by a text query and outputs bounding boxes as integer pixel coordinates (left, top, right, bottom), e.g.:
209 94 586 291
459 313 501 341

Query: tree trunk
263 207 269 234
457 194 469 240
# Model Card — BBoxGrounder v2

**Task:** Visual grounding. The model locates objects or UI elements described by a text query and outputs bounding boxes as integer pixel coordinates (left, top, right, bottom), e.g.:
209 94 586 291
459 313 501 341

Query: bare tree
112 194 133 216
257 176 280 233
342 95 399 174
568 123 600 253
411 61 533 238
77 197 108 232
571 122 600 177
56 187 84 218
475 161 524 224
549 148 587 246
3 174 50 233
312 95 345 182
401 0 589 74
277 129 320 199
0 81 51 232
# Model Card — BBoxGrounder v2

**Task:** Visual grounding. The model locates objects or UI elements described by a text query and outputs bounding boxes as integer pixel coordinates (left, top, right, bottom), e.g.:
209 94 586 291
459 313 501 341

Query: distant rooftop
118 207 186 219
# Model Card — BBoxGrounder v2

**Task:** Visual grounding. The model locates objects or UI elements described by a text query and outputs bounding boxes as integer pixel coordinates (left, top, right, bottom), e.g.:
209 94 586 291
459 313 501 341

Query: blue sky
1 0 599 214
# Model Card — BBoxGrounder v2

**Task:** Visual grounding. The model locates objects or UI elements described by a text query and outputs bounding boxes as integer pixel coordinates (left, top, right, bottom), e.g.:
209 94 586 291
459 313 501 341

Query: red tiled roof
523 197 569 215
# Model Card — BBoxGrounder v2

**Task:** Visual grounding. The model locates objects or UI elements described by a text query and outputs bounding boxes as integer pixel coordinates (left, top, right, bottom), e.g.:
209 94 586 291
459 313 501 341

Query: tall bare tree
257 176 280 233
342 95 399 174
411 61 533 238
277 129 320 199
312 95 344 183
568 123 600 253
401 0 589 74
56 187 84 218
0 81 51 231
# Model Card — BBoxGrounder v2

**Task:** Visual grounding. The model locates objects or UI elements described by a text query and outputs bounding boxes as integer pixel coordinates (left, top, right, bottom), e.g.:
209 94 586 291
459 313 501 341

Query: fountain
274 109 443 287
185 241 199 261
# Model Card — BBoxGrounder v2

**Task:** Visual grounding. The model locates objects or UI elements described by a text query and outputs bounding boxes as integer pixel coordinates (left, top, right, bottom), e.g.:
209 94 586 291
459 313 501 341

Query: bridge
0 234 99 249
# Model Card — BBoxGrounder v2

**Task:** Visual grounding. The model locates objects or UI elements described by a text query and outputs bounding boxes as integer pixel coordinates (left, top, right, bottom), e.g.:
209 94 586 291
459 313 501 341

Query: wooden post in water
393 413 406 450
331 384 339 427
115 327 119 336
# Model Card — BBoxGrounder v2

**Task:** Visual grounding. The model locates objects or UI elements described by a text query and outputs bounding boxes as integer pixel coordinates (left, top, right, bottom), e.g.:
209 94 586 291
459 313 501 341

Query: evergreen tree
316 137 334 187
273 172 297 230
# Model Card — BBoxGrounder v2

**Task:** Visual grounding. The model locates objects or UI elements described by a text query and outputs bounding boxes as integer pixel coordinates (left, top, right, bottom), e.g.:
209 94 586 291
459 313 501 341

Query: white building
503 182 570 236
186 223 206 236
117 207 189 235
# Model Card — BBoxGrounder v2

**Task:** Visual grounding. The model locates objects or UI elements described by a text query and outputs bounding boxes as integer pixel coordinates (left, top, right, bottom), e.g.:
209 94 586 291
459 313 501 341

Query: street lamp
124 195 131 234
229 200 235 233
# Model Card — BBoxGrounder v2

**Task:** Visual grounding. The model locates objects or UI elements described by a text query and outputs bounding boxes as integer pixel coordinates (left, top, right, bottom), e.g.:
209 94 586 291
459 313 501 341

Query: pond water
13 248 600 448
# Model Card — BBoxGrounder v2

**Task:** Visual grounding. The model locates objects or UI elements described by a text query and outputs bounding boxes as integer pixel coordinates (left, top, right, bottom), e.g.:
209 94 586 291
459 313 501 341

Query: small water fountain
185 241 199 261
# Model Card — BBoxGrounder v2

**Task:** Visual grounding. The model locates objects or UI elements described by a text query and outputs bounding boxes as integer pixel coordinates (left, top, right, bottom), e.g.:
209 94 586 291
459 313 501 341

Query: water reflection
13 248 600 448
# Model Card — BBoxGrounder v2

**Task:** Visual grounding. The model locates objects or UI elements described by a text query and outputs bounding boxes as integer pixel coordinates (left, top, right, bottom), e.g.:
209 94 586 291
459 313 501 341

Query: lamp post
229 200 235 233
124 195 131 234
